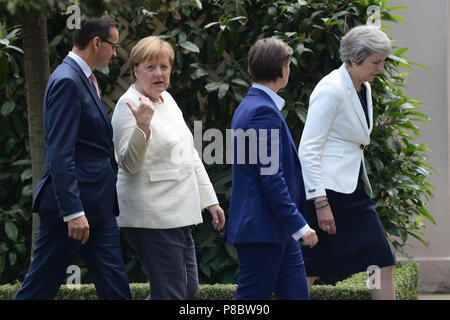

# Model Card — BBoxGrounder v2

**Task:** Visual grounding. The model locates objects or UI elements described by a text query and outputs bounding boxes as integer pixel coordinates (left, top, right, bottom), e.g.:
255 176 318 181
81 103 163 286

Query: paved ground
418 294 450 300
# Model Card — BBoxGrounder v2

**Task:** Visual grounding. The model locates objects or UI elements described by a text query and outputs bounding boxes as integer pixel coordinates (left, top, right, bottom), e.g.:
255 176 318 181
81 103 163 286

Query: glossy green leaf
231 78 248 87
218 83 229 100
21 184 33 197
205 82 220 92
4 221 18 242
8 251 17 266
179 40 199 53
20 168 32 181
224 243 237 261
192 67 208 79
204 21 219 29
1 101 15 117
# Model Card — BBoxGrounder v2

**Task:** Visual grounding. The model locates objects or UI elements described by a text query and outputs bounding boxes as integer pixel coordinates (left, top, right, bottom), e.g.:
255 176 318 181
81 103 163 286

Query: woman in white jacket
111 36 225 300
298 25 396 299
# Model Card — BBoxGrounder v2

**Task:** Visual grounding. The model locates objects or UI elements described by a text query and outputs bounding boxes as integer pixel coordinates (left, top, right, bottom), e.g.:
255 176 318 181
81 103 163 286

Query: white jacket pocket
322 148 344 158
148 169 181 182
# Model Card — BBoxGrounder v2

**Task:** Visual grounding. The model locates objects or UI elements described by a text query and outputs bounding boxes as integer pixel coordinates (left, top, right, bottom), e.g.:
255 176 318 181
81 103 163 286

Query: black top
357 84 370 128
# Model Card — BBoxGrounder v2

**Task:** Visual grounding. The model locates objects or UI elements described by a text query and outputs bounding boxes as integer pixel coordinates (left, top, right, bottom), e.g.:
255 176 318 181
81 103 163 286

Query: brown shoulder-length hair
248 37 293 83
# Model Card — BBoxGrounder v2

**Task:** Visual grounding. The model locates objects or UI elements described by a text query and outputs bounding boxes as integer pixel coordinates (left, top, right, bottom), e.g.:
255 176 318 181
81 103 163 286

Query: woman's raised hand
126 96 155 141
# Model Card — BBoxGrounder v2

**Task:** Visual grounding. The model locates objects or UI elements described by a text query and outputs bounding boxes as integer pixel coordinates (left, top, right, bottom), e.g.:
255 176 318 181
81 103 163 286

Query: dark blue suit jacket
32 56 118 222
225 87 308 243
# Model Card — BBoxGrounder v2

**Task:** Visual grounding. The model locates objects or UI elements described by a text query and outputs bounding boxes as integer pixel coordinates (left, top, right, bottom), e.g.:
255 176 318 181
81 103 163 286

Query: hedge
0 262 417 300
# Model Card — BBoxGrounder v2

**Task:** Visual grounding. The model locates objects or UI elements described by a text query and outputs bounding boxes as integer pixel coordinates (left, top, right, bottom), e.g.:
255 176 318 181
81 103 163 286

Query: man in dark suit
15 16 131 300
225 38 318 300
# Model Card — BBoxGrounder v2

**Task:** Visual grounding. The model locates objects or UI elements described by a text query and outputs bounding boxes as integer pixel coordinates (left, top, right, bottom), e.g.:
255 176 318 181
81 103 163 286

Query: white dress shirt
68 51 92 79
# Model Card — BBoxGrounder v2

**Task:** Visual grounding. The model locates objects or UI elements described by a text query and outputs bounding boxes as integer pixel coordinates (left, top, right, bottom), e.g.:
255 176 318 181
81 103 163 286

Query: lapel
63 56 113 136
249 87 298 154
363 81 373 133
339 64 371 137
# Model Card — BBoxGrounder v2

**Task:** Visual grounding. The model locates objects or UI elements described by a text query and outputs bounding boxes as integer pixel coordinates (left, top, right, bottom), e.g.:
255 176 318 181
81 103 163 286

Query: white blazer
111 85 219 229
299 63 373 200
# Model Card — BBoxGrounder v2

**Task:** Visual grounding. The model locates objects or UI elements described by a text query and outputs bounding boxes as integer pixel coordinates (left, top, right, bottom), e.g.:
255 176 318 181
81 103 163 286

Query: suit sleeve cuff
135 125 152 144
200 195 219 211
292 224 312 241
63 211 85 222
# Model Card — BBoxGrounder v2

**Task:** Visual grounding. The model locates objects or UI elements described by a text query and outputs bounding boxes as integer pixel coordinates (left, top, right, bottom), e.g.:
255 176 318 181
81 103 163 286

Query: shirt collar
252 83 285 111
68 51 93 78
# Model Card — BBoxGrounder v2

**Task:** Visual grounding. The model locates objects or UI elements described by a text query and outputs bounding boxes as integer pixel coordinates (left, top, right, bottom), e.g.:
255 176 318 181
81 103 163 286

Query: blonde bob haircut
129 36 174 79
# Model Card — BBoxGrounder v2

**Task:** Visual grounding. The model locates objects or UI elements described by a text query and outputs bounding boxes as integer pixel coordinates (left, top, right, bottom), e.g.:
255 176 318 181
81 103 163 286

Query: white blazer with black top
299 63 373 200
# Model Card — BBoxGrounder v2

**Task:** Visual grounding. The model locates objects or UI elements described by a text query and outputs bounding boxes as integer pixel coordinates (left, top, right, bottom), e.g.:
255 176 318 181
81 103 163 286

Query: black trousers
122 226 199 300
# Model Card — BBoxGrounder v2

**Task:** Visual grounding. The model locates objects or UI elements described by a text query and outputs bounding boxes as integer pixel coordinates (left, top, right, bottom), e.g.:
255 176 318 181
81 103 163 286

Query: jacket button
360 144 364 150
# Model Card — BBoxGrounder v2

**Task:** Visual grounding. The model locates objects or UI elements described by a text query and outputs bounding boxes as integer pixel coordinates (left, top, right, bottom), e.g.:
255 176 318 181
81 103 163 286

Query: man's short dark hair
73 15 118 50
248 38 293 83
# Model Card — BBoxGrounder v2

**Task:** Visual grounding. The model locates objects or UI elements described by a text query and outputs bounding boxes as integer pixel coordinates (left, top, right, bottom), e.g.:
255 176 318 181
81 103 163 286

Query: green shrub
0 281 21 300
310 262 418 300
0 23 32 284
0 262 418 300
193 284 237 300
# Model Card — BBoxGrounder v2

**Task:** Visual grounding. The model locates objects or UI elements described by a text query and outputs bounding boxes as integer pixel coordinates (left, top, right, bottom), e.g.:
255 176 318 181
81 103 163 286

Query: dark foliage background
0 0 434 285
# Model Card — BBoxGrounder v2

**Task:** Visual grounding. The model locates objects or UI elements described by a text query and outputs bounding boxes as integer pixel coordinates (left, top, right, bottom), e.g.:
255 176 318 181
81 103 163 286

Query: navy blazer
32 56 119 222
225 87 308 243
